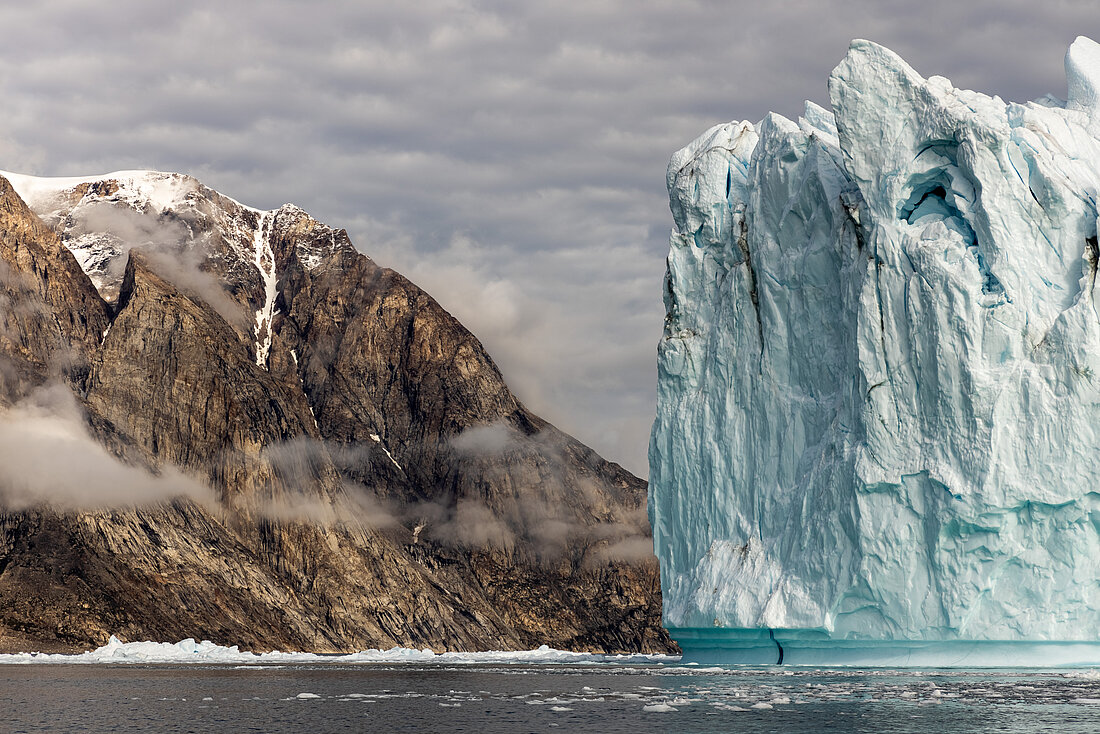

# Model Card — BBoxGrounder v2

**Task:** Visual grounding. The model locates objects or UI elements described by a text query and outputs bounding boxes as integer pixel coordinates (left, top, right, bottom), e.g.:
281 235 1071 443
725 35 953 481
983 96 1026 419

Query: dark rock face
0 177 110 400
0 173 672 654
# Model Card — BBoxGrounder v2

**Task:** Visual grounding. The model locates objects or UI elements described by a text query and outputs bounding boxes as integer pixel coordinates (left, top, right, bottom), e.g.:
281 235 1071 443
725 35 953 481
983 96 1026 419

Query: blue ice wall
650 38 1100 663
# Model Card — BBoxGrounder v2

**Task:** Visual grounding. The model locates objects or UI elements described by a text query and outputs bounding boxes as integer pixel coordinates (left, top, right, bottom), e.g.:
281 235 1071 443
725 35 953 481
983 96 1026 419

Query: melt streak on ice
650 37 1100 662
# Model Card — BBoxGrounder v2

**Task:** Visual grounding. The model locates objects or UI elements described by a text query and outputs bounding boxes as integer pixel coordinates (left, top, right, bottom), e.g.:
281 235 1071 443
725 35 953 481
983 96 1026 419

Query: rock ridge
0 170 672 654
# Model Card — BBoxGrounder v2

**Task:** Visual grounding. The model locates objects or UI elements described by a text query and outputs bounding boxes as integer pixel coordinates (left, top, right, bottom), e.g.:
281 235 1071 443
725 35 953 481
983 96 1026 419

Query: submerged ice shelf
650 37 1100 665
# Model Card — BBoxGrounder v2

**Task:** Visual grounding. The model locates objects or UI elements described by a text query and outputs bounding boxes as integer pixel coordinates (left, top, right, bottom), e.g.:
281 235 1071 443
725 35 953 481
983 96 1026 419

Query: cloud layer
0 384 216 510
0 1 1094 475
255 426 654 563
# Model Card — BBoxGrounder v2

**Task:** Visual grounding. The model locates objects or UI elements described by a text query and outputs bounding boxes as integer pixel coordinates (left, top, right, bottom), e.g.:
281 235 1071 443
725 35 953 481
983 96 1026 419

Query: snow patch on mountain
252 211 276 367
0 170 353 338
0 170 201 218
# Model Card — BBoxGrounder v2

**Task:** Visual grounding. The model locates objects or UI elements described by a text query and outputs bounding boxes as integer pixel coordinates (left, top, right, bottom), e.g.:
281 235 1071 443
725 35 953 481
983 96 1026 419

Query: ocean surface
4 661 1100 733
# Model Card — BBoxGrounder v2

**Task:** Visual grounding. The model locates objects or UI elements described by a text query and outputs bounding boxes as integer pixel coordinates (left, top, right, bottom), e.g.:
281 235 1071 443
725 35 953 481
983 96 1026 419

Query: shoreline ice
0 636 680 665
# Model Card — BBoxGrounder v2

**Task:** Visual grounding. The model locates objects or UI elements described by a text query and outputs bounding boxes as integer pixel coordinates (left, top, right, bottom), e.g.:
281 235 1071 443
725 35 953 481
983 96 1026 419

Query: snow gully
252 210 277 368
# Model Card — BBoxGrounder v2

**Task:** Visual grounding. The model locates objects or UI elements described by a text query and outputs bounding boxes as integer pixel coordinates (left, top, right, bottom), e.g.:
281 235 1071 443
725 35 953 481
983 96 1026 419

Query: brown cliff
0 172 672 654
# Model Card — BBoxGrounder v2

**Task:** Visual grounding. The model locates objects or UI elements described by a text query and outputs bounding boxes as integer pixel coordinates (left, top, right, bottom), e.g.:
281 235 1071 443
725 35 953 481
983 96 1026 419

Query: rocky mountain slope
0 170 671 654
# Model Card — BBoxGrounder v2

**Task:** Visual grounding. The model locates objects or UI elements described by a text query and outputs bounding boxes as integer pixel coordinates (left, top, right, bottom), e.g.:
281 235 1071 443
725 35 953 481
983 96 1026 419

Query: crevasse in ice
650 37 1100 662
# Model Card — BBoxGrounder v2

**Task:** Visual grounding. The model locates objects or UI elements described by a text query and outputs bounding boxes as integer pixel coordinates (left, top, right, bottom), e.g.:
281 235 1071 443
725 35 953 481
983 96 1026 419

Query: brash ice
650 37 1100 665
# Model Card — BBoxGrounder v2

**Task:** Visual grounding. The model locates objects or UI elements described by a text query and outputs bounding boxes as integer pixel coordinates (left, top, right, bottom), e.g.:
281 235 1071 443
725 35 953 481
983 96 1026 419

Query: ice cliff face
651 37 1100 644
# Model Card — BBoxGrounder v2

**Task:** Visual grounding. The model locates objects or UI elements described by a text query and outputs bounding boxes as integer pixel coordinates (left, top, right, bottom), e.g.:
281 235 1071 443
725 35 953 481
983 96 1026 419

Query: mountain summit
0 169 671 654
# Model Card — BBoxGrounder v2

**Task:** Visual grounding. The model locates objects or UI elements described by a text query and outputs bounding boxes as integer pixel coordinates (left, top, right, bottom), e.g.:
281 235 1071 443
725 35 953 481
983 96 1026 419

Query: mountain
0 168 672 654
650 37 1100 665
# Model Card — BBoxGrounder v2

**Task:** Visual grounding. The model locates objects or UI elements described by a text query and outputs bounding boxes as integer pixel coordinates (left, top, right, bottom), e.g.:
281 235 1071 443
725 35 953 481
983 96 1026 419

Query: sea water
3 662 1100 733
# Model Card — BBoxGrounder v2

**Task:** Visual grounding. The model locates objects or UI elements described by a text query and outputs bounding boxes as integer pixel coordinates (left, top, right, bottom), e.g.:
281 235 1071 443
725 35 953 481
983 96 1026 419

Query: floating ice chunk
642 703 677 713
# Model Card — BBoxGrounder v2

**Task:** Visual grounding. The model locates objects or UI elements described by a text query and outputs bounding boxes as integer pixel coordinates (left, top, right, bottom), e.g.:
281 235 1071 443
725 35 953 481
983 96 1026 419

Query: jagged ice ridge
650 37 1100 665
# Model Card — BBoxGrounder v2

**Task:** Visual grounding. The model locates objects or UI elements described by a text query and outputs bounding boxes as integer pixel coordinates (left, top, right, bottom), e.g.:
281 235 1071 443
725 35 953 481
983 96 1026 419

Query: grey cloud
0 384 216 511
444 421 654 560
259 428 654 561
449 421 521 456
429 499 518 552
0 0 1094 476
256 484 402 530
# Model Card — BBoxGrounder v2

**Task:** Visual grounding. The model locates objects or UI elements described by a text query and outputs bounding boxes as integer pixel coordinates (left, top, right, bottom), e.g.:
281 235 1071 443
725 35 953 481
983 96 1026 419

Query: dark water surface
3 663 1100 733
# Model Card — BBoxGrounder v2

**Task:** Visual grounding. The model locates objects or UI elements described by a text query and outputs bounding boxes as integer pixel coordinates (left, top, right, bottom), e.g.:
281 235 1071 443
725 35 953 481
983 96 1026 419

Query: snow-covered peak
0 165 353 292
0 166 360 369
0 169 271 304
0 169 205 221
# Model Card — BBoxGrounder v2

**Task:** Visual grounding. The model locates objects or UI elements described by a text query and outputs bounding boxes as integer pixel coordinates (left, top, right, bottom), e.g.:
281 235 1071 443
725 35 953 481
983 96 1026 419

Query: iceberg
650 37 1100 665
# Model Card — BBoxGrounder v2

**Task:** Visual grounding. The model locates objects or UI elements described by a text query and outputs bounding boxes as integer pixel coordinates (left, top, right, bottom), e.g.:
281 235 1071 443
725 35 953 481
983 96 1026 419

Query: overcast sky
0 1 1095 477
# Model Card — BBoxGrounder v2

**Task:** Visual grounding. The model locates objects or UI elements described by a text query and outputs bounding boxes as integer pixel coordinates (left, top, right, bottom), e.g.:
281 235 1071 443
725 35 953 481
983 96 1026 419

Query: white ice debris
651 37 1100 662
252 211 277 368
0 637 678 665
643 703 678 713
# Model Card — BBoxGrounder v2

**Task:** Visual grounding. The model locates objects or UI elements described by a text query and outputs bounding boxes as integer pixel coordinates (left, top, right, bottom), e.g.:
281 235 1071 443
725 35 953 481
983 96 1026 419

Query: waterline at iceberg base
650 37 1100 666
671 629 1100 667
